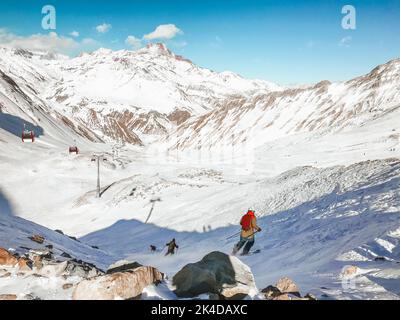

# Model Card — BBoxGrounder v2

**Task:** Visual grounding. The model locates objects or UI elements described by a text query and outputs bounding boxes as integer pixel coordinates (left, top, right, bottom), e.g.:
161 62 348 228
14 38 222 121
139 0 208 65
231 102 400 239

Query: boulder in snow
106 260 142 274
62 283 74 290
374 256 386 262
172 251 257 299
28 234 45 244
72 266 164 300
0 248 18 266
38 259 102 278
28 249 52 261
262 278 316 300
304 293 317 300
276 277 301 297
261 285 282 299
61 252 72 259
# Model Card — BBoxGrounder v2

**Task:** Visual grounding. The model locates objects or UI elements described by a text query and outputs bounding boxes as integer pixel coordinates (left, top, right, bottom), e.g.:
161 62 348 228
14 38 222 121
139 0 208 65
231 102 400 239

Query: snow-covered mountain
2 43 399 151
166 59 400 150
0 47 104 147
1 44 280 146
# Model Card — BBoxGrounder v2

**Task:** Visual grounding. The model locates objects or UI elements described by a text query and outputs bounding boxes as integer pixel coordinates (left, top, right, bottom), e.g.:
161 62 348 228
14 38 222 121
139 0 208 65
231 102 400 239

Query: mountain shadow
0 112 44 139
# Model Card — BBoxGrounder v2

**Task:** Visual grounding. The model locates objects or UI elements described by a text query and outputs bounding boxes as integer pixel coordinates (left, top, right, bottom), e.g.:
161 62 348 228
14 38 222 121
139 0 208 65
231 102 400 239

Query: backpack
240 214 253 231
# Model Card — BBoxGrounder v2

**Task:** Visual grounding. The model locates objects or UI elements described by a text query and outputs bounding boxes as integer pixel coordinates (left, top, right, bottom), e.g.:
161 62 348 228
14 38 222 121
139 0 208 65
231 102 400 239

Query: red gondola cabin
69 146 79 154
22 130 35 142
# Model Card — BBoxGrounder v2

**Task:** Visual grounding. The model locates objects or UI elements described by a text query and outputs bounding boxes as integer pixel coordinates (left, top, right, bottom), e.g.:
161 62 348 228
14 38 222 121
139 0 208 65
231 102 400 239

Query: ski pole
226 230 241 240
246 230 261 238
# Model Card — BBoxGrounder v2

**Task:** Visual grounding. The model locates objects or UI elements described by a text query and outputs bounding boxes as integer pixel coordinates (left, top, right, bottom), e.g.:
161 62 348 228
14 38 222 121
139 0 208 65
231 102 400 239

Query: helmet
247 209 255 216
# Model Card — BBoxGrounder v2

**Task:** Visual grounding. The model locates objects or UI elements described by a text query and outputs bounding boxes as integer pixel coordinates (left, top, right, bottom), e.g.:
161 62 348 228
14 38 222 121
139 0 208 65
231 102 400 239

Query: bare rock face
276 277 301 297
167 109 191 125
72 266 164 300
172 251 257 299
0 248 18 266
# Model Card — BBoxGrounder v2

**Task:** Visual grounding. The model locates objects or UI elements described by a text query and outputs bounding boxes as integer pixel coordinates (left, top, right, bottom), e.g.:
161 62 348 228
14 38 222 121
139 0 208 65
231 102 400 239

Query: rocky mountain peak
145 42 172 56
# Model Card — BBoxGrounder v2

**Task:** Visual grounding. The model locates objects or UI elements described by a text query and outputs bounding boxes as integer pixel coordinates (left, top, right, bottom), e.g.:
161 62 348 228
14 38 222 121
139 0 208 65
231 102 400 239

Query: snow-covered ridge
1 44 399 149
166 58 400 150
46 43 279 120
0 44 281 145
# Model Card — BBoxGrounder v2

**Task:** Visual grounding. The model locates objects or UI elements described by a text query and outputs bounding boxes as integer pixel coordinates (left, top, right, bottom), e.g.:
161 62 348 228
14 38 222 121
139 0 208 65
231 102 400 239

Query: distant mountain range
0 44 399 148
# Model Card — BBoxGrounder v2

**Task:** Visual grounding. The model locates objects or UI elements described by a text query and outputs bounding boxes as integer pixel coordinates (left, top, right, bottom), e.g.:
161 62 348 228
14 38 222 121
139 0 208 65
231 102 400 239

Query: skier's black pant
235 236 255 254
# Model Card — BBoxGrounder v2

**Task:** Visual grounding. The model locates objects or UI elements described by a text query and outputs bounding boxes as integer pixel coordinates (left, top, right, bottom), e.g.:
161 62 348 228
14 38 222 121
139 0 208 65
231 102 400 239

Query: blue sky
0 0 399 84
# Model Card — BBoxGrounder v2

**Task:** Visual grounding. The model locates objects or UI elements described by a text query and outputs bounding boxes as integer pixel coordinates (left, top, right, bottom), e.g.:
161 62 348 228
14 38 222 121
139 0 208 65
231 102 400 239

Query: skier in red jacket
232 210 262 255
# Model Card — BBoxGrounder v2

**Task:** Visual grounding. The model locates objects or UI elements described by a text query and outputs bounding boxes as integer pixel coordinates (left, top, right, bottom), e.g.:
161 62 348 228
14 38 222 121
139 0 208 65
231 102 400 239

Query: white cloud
339 36 352 47
125 35 142 49
0 29 100 56
0 29 78 53
143 24 183 40
69 31 79 37
96 23 112 34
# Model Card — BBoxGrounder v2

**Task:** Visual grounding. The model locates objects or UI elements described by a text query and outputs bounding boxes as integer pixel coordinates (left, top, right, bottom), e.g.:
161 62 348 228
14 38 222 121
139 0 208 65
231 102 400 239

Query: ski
240 249 261 256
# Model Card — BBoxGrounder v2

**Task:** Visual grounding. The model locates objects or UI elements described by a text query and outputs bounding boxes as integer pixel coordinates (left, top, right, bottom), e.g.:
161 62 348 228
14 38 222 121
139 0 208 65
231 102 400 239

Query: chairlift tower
91 154 107 198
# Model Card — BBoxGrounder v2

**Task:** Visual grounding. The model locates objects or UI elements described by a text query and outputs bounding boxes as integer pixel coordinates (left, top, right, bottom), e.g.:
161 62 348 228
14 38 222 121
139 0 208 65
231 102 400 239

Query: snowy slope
0 189 114 270
79 158 400 299
0 46 399 299
1 117 399 299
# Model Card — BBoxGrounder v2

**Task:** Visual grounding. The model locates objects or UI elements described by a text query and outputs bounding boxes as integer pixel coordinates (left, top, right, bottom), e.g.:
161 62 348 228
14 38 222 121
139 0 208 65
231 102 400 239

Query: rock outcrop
38 259 102 278
0 248 18 266
261 285 282 299
72 265 164 300
261 277 316 300
106 260 143 274
172 251 257 299
276 277 301 297
0 294 17 300
17 257 32 271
